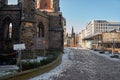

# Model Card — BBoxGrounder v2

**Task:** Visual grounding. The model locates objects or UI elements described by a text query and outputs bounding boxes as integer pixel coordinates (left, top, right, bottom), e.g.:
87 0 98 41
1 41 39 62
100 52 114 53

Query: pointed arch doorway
0 17 17 65
0 17 13 51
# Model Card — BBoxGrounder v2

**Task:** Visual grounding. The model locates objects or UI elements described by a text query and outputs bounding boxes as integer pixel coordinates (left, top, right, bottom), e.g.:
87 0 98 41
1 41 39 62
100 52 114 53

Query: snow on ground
69 47 120 61
0 65 19 77
0 55 46 78
22 56 47 63
89 50 120 61
30 48 120 80
71 47 86 50
0 65 19 71
0 48 71 78
29 48 73 80
0 70 17 78
68 46 120 61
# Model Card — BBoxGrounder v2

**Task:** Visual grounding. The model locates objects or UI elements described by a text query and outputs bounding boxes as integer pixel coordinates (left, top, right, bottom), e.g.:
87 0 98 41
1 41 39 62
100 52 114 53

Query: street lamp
112 38 115 55
111 32 115 55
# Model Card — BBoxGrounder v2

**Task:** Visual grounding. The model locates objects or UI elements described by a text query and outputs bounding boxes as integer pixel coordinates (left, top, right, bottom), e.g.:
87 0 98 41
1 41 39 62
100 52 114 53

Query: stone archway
0 17 13 51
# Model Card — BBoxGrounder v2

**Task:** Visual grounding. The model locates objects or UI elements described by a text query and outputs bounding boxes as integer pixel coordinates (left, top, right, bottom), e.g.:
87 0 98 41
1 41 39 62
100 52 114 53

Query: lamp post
112 38 115 55
76 42 78 49
111 32 115 55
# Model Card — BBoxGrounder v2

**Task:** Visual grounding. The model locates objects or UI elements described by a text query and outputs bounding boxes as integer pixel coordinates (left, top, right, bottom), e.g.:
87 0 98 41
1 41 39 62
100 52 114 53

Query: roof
83 33 102 40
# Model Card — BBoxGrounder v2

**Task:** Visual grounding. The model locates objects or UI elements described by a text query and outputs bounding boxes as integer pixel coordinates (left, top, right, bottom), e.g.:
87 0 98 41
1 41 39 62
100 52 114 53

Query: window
37 23 44 37
4 22 13 39
8 0 18 5
9 23 12 38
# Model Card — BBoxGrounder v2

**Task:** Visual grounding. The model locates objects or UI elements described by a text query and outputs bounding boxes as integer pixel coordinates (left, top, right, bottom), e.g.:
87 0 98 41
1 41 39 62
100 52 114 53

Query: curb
0 53 62 80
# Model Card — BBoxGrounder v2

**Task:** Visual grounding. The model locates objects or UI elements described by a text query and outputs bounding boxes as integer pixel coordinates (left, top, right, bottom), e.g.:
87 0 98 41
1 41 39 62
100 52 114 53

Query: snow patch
29 48 72 80
89 50 120 61
22 56 47 63
0 65 18 77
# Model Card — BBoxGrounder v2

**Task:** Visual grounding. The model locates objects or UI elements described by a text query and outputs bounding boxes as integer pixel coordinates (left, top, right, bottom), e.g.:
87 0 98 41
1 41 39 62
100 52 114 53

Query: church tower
19 0 36 50
36 0 54 12
19 0 35 22
72 26 74 35
53 0 60 11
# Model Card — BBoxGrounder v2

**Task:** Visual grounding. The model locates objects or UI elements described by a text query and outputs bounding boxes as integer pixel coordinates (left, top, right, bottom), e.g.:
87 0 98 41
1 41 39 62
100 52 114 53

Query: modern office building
85 20 120 37
81 20 120 52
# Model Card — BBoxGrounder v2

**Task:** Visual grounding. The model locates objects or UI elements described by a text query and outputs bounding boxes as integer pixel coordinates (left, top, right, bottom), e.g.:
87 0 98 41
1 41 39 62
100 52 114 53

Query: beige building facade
79 20 120 50
86 32 120 53
85 20 120 37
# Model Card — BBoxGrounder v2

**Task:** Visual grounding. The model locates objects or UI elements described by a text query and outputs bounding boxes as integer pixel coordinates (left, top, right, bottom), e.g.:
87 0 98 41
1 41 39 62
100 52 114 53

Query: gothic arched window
37 23 44 37
2 18 13 39
0 17 13 50
9 23 13 38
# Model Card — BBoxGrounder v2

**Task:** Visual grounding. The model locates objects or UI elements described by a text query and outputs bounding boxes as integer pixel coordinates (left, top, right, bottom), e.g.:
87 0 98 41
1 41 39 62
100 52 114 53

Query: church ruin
0 0 65 64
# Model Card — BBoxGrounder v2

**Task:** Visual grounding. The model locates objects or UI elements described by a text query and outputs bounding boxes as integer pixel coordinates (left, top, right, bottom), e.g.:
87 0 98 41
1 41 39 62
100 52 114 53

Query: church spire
72 26 74 34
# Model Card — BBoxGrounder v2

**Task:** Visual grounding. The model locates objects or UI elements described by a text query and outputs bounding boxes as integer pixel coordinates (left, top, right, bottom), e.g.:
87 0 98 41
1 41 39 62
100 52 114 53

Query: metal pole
17 50 22 72
112 38 115 55
20 50 22 72
77 42 78 49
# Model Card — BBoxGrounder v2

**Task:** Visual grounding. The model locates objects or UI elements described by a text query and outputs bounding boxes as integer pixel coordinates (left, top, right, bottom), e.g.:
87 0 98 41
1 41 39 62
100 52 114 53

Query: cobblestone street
30 48 120 80
53 48 120 80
